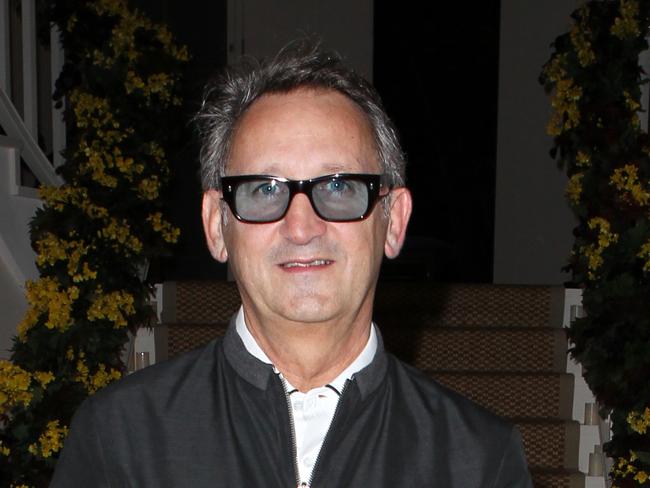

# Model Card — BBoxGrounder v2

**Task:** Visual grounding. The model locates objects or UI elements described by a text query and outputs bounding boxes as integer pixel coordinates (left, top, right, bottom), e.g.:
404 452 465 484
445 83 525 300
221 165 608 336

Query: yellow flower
580 217 619 279
610 164 650 206
28 420 69 458
138 176 161 200
88 364 122 394
638 241 650 273
39 185 87 212
566 173 584 205
570 7 595 67
0 440 9 456
0 361 33 414
18 278 80 339
125 70 146 94
154 25 189 62
635 470 649 483
65 348 75 361
623 90 641 112
148 142 166 163
147 212 180 243
74 358 90 386
542 53 568 84
627 407 650 434
547 78 582 136
100 218 143 253
70 89 118 132
34 233 97 283
66 14 77 32
576 151 591 168
33 371 55 389
611 0 641 39
75 360 121 394
87 287 136 328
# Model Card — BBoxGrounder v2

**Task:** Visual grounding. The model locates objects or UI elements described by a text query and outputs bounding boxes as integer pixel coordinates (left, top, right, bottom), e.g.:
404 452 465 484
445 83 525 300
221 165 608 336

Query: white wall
493 0 581 285
0 143 41 360
228 0 373 81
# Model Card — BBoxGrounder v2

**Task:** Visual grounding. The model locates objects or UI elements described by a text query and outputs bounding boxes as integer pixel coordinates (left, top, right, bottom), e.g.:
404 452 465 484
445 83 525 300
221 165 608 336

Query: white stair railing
0 0 65 286
0 0 65 183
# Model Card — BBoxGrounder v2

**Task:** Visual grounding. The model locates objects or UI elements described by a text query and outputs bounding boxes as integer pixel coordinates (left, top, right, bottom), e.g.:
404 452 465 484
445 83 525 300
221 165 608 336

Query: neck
242 308 372 392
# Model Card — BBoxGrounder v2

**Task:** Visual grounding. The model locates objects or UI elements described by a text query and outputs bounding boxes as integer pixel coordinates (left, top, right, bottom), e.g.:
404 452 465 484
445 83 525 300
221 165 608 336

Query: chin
279 294 340 324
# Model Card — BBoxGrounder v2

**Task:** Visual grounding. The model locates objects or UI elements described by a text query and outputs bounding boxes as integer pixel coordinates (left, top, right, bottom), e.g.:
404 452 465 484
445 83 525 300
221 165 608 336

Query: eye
323 178 352 194
252 180 281 198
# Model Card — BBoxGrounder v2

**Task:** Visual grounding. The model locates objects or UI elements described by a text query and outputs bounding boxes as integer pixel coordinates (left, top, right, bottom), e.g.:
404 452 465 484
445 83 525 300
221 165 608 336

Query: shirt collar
235 306 377 392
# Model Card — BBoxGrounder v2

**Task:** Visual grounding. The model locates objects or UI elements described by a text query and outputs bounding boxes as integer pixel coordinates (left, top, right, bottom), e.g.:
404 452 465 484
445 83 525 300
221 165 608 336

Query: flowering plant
0 0 187 485
540 1 650 485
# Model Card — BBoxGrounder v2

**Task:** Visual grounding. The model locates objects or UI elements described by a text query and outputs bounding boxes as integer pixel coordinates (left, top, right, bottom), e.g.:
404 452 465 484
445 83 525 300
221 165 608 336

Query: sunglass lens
234 179 289 222
311 177 369 221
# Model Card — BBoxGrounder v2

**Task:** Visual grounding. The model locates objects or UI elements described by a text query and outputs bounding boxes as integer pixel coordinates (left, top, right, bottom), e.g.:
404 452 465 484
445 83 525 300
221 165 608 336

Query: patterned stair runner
162 280 584 488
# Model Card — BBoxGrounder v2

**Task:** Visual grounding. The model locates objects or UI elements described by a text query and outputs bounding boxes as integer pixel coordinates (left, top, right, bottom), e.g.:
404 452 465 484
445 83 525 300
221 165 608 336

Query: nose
279 193 327 244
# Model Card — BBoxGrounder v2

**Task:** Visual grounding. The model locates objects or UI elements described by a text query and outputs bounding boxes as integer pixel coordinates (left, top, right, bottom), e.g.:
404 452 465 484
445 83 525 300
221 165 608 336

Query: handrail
0 87 62 188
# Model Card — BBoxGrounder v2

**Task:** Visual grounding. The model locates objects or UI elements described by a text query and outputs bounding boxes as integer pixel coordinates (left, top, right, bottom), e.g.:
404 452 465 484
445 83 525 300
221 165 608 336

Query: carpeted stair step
162 281 565 329
382 326 567 372
166 324 568 375
374 282 564 328
167 322 229 358
429 372 574 419
530 468 585 488
516 419 579 470
162 281 240 324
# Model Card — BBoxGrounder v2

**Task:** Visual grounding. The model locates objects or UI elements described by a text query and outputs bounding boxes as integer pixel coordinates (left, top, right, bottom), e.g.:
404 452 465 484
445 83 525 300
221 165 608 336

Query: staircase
160 280 589 487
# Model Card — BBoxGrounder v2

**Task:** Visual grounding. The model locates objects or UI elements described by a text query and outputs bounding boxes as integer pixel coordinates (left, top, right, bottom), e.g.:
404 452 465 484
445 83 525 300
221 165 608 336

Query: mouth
279 259 333 269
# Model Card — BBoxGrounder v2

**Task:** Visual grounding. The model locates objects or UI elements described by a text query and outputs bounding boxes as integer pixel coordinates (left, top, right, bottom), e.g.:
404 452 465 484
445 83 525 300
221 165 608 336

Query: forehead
227 89 379 177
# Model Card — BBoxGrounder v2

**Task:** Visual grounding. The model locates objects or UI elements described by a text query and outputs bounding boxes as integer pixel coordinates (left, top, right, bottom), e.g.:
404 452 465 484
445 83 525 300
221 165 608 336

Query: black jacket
51 321 533 487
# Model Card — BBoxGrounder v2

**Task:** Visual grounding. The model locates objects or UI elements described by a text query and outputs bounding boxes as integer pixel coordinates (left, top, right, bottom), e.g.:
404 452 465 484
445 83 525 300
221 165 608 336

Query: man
52 42 533 487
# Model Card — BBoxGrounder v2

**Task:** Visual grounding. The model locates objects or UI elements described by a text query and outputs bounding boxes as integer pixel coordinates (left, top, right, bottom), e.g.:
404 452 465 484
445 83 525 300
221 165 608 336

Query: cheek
225 224 283 276
345 223 387 269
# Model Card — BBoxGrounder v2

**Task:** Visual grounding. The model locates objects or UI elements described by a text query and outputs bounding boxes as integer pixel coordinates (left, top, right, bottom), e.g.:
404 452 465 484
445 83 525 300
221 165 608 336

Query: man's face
202 89 411 328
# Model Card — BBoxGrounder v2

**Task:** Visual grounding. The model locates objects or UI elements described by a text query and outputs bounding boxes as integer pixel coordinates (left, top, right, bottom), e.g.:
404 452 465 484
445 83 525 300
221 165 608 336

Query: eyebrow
243 163 358 177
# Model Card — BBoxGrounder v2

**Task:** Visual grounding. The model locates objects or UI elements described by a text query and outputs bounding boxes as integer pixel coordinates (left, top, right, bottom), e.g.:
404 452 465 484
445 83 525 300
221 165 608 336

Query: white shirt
235 307 377 485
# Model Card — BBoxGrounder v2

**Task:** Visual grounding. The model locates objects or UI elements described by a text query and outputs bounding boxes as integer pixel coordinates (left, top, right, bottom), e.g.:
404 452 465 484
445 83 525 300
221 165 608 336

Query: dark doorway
374 1 501 283
135 0 230 281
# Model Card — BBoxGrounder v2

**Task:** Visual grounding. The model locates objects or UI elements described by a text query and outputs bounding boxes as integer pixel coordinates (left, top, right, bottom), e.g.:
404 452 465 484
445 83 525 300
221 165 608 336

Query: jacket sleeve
492 426 534 488
49 397 110 487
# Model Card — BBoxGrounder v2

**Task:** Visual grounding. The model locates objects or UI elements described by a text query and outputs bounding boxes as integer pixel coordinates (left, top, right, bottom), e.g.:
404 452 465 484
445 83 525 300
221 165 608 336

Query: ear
384 187 412 259
201 190 229 263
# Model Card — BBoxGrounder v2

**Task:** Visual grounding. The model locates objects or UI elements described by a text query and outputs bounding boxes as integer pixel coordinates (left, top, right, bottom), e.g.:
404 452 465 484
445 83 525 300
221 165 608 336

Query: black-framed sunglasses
220 173 390 223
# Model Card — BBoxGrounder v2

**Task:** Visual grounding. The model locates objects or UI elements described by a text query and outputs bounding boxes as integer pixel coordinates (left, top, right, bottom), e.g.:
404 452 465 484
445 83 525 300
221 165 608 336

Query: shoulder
385 354 513 436
381 355 531 484
85 338 225 419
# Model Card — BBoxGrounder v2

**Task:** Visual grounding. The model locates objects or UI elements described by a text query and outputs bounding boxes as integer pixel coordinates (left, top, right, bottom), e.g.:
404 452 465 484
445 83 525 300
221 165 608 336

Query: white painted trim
0 135 42 198
0 232 26 287
0 88 62 187
21 0 37 139
0 0 10 96
50 25 65 168
1 134 21 193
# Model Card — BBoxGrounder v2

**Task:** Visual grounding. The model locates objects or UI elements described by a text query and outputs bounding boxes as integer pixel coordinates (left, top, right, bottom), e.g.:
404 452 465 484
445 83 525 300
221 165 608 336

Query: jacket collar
222 315 388 399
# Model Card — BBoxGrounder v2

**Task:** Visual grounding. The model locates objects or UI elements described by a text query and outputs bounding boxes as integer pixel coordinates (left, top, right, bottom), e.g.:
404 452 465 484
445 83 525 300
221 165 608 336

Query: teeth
283 259 330 268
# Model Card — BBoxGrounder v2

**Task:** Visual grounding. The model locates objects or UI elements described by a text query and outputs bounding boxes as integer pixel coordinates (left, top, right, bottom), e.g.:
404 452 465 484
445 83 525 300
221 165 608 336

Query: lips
280 259 333 269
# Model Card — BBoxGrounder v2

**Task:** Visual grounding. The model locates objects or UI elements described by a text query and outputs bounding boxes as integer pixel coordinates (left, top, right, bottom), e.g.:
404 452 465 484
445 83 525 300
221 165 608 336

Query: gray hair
195 40 406 191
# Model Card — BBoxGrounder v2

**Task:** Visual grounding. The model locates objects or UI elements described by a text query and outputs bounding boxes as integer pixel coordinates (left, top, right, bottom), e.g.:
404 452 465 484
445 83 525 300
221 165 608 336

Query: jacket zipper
306 379 351 488
280 375 302 487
